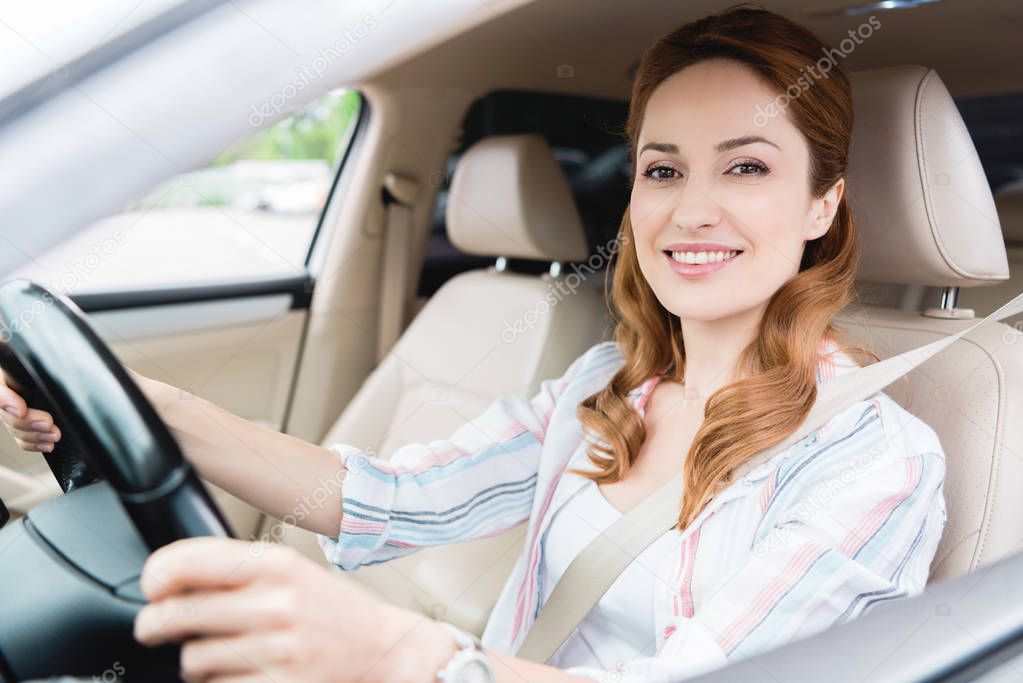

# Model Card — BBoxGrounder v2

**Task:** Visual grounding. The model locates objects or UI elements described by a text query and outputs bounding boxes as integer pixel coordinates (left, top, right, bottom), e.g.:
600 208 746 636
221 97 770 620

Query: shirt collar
622 337 863 487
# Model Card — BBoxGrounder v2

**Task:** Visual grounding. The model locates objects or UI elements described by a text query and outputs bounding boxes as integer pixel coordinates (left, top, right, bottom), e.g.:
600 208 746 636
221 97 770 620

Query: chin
669 308 737 323
657 295 739 323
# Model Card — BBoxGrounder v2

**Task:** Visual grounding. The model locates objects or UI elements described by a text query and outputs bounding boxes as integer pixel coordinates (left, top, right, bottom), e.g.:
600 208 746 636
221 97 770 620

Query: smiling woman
316 4 946 682
577 6 867 532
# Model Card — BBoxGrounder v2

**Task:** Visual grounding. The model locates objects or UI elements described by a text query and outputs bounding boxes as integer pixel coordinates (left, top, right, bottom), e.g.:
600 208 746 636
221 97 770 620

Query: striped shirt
318 338 947 681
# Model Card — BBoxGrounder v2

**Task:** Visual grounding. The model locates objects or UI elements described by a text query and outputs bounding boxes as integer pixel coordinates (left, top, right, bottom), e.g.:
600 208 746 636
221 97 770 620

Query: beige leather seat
275 133 613 633
955 180 1023 328
838 65 1016 583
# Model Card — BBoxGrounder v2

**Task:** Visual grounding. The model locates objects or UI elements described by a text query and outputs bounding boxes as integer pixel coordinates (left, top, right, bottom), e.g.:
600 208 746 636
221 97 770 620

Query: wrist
381 607 458 683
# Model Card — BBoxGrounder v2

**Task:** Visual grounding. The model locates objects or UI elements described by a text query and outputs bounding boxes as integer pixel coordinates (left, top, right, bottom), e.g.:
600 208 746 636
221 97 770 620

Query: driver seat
271 133 613 633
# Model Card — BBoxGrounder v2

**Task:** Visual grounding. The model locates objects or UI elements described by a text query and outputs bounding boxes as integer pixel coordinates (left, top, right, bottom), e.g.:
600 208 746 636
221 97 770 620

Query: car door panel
0 293 307 540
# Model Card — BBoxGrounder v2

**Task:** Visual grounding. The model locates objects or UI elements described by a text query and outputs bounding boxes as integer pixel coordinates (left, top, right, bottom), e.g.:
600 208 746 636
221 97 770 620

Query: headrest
996 180 1023 245
846 65 1008 287
446 134 590 262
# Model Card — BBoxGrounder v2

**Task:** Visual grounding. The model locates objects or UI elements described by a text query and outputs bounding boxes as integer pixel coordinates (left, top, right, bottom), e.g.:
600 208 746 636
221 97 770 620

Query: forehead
640 58 802 152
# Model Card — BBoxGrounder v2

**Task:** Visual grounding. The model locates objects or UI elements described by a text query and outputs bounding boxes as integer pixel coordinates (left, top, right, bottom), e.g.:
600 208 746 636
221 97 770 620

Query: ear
806 177 844 241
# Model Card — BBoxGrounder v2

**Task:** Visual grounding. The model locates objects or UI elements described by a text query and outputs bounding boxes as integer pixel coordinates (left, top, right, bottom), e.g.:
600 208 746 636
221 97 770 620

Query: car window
9 88 362 295
956 90 1023 192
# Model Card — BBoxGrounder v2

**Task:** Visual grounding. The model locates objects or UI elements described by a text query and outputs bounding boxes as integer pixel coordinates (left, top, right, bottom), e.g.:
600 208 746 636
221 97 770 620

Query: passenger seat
269 134 613 635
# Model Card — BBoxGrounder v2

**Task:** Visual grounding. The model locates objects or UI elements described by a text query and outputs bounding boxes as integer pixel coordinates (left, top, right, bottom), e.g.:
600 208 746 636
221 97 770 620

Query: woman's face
630 58 843 323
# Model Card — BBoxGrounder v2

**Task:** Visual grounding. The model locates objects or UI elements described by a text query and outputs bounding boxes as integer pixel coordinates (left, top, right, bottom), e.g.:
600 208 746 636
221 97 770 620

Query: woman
0 4 947 682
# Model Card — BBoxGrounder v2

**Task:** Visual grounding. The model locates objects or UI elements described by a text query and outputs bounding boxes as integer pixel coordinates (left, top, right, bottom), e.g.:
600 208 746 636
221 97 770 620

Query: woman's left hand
133 537 457 683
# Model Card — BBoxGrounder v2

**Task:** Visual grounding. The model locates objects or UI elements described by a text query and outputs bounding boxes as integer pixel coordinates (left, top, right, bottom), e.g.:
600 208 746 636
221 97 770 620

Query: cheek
628 186 671 245
629 181 806 270
730 188 806 257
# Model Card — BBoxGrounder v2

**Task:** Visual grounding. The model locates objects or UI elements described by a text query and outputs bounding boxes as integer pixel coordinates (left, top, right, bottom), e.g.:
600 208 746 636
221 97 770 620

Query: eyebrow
639 135 781 155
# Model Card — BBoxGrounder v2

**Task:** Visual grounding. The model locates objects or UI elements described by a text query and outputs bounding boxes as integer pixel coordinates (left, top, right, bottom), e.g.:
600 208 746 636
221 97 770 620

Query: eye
727 159 770 177
640 164 680 184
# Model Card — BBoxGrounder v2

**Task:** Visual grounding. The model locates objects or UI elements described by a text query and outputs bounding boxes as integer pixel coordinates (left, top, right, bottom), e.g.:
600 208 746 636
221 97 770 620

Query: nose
669 174 723 232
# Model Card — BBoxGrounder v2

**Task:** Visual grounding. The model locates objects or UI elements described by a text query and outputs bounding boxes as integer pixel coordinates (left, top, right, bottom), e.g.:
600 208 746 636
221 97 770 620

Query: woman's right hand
0 371 61 453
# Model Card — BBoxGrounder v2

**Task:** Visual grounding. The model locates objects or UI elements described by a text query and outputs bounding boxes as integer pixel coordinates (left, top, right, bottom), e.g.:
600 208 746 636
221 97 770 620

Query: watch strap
434 621 494 682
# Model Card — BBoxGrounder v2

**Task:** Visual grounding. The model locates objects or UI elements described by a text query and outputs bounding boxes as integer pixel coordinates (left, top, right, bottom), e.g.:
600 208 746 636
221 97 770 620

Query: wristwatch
434 621 496 683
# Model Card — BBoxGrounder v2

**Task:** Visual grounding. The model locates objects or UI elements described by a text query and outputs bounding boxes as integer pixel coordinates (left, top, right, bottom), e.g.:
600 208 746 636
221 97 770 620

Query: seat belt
376 172 420 364
515 289 1023 664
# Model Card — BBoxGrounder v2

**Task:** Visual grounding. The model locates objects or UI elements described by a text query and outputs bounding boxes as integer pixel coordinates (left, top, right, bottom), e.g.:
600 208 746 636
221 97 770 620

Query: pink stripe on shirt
717 541 828 653
364 422 529 476
838 455 922 557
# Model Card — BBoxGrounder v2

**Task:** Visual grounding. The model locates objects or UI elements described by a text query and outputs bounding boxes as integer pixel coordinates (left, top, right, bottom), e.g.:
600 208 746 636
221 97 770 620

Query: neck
677 303 766 401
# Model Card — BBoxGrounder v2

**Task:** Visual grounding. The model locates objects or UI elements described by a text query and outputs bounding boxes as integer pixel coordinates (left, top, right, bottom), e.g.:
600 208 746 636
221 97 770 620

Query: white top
540 470 680 673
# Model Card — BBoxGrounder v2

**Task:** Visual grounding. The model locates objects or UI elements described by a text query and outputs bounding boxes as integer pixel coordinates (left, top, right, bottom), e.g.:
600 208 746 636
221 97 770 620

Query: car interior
270 62 1023 640
0 0 1022 679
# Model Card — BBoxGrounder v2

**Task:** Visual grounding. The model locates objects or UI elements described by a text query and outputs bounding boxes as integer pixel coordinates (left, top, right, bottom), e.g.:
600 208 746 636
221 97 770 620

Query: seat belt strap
376 172 420 364
515 290 1023 663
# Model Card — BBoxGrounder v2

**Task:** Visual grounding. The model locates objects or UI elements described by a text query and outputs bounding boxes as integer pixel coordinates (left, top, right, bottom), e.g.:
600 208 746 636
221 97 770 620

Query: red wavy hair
569 3 880 532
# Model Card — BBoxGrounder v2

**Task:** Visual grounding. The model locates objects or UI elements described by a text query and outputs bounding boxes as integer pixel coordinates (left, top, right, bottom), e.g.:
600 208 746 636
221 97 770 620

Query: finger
15 440 55 454
3 408 57 433
4 439 50 454
14 408 56 432
8 426 60 446
179 632 296 683
140 538 299 602
0 383 26 419
134 586 295 645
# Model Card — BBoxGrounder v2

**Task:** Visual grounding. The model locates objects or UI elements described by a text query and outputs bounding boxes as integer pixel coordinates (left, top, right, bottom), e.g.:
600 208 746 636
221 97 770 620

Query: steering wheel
0 279 234 682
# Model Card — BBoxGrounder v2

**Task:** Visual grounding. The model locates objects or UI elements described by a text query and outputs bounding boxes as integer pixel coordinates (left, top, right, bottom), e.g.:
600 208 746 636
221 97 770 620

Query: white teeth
669 250 739 264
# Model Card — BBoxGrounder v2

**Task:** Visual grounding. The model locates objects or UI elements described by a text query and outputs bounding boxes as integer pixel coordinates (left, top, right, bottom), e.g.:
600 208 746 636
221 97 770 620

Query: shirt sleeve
562 399 948 682
317 342 605 572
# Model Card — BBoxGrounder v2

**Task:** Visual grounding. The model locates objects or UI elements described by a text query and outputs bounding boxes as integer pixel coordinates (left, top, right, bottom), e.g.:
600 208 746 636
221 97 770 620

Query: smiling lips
663 248 743 278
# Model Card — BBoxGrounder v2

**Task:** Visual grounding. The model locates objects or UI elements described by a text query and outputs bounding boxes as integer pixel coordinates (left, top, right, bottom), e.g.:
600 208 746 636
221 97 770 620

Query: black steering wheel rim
0 278 233 549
